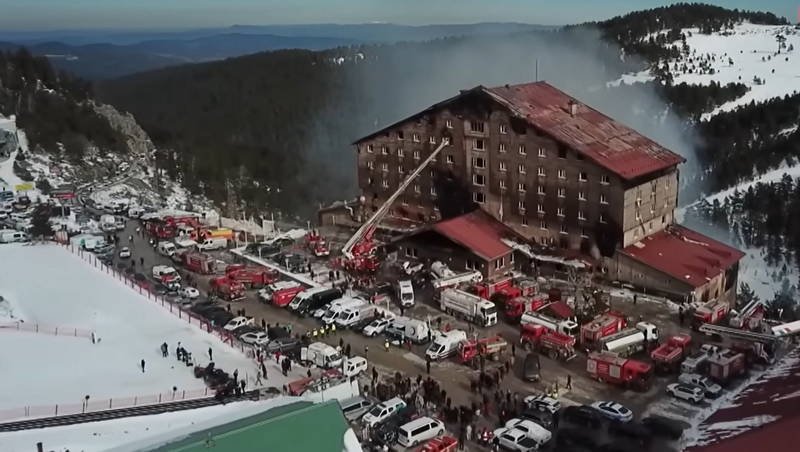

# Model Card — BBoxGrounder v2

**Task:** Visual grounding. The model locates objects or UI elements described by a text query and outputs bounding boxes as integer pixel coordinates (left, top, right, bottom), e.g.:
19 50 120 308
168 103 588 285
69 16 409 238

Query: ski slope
0 243 303 412
616 23 800 119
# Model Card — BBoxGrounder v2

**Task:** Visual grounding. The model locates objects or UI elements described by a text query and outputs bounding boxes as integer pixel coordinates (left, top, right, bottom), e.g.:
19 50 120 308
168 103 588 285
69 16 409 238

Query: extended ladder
699 323 779 343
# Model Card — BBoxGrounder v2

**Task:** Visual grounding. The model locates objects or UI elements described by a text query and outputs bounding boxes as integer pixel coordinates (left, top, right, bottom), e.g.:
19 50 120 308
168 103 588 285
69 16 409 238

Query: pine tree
30 204 52 240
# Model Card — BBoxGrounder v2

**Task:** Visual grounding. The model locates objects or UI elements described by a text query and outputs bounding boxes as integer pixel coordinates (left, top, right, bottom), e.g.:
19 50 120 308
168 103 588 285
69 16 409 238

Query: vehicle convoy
692 299 730 329
587 352 653 391
182 252 216 274
580 312 627 347
458 335 508 366
426 330 468 361
300 342 343 369
519 324 577 361
600 322 659 357
209 276 245 301
520 311 579 337
224 264 278 289
651 333 693 373
439 288 498 327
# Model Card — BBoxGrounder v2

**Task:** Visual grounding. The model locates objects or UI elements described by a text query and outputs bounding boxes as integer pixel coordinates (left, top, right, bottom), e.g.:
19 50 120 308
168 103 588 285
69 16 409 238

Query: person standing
140 359 146 373
208 347 213 361
426 356 431 375
566 374 572 390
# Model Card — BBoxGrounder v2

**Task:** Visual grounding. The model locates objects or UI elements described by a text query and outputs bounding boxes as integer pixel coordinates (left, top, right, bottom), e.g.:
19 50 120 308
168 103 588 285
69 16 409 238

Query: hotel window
537 185 545 195
540 220 548 230
367 177 373 185
431 186 437 196
557 207 565 217
558 148 567 159
499 180 507 190
397 131 404 140
521 216 529 227
499 143 507 153
381 146 388 155
558 187 566 198
560 223 568 234
518 201 526 212
470 121 485 133
446 119 453 128
442 137 451 145
381 179 389 188
473 157 486 169
473 192 485 203
518 164 527 175
429 136 436 144
413 150 420 160
578 210 586 220
537 167 546 177
367 161 374 170
636 211 642 221
446 154 454 164
518 183 527 193
495 258 504 270
412 133 420 142
578 191 586 201
397 148 404 157
558 169 566 179
474 139 485 150
499 124 508 134
519 144 526 155
600 193 608 204
367 144 374 153
581 227 589 238
413 184 420 193
601 174 610 185
397 165 403 174
538 148 546 158
473 174 486 186
578 172 587 182
537 203 545 213
499 161 507 172
381 163 388 172
599 213 607 224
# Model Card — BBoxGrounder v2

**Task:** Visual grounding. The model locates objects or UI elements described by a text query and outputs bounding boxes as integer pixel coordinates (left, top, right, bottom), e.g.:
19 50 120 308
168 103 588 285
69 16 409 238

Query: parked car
608 420 651 446
223 316 254 331
396 416 444 447
562 405 604 429
362 318 391 337
180 287 200 299
240 331 269 345
118 247 131 258
522 352 541 382
666 383 704 404
523 395 561 415
362 397 406 428
495 428 543 452
520 408 556 430
339 396 376 422
679 373 722 398
263 336 302 355
494 419 552 447
641 415 685 440
555 427 595 450
591 401 634 423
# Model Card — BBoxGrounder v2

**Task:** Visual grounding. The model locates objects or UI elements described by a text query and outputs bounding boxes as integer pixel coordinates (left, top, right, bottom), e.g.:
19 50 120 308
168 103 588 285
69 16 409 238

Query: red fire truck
458 336 508 367
210 276 245 301
471 277 522 301
706 349 747 385
692 299 730 329
519 324 577 361
183 252 216 274
587 352 653 391
224 264 279 289
580 312 627 347
650 333 692 373
272 285 306 307
504 295 549 322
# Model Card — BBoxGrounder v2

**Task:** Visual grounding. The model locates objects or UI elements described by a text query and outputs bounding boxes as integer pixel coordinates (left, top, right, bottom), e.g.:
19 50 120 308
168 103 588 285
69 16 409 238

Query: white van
342 356 368 378
396 416 445 447
398 280 415 307
197 237 227 251
425 329 467 360
288 287 328 312
336 304 377 329
157 241 176 257
322 297 364 325
0 229 28 243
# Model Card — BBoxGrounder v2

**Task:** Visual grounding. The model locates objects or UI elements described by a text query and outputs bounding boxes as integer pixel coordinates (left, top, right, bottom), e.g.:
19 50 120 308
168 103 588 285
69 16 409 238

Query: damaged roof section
620 225 745 288
431 210 513 261
354 81 685 180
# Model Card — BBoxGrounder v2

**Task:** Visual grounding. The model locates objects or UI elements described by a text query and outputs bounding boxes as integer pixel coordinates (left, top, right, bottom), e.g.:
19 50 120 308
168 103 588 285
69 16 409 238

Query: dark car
641 415 684 440
264 336 302 355
608 420 651 446
370 405 417 446
522 352 541 382
555 427 596 450
520 408 556 430
562 405 604 429
233 324 262 337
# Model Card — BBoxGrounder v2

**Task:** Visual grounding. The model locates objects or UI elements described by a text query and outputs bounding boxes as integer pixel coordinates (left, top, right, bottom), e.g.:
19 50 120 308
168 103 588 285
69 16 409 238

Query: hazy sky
0 0 795 30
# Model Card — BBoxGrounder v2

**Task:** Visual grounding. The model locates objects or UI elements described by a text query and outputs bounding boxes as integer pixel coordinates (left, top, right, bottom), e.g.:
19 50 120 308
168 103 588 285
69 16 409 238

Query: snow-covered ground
0 243 304 414
737 245 799 302
1 397 302 452
615 23 800 119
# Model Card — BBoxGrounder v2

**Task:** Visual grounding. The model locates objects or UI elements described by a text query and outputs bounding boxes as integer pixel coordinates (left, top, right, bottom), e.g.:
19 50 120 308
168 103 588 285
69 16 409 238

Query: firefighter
330 323 336 335
311 329 318 339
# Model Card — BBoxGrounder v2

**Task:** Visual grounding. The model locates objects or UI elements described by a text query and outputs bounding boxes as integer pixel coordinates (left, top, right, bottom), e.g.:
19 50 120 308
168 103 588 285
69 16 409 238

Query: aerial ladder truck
340 141 449 273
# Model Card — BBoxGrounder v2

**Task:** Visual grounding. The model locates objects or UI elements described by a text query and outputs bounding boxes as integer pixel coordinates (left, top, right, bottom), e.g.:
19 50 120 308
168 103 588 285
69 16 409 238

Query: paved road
111 219 686 451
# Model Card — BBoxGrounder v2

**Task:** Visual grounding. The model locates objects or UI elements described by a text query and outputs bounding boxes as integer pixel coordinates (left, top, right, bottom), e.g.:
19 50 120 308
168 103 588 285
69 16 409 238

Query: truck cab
301 342 342 369
397 280 415 307
425 330 467 360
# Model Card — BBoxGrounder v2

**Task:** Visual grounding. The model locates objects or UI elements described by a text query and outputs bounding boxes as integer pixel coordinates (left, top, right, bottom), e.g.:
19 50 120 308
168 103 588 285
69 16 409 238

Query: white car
362 318 391 337
180 287 200 299
494 428 544 452
679 373 722 398
590 401 634 423
118 247 131 258
361 397 406 428
240 331 269 345
667 383 705 404
494 419 552 441
223 316 254 331
523 394 561 414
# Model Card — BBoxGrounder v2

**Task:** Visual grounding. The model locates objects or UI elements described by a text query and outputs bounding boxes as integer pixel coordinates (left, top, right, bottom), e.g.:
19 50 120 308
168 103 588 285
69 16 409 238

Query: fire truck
520 311 579 337
471 278 522 300
457 335 508 367
224 264 279 289
599 322 659 357
729 299 765 330
586 352 653 391
505 295 549 322
431 270 483 290
183 252 216 274
580 311 627 347
650 333 692 373
209 276 245 301
440 288 498 327
519 324 576 361
706 349 747 385
272 285 306 307
305 230 331 257
692 299 730 329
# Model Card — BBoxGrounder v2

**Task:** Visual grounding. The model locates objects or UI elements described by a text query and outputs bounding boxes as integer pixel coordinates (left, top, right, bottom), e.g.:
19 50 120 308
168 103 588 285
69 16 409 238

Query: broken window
474 139 485 150
473 174 485 186
473 192 485 203
473 157 486 169
470 121 485 133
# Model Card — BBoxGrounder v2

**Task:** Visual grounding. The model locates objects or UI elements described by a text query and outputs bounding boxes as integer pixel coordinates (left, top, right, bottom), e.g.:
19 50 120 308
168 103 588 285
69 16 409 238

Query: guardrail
0 322 94 339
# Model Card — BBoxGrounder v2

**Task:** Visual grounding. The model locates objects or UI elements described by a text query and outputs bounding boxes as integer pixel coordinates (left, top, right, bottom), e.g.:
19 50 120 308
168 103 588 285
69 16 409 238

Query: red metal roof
431 210 512 261
620 225 744 289
686 348 800 452
486 82 685 180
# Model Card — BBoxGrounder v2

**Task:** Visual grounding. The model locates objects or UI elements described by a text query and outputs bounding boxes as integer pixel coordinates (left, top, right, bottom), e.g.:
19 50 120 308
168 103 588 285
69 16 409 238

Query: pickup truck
223 316 254 331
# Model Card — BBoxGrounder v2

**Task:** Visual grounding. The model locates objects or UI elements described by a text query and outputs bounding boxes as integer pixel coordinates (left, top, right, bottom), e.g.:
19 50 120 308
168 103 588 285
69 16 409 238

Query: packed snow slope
617 23 800 119
0 244 268 410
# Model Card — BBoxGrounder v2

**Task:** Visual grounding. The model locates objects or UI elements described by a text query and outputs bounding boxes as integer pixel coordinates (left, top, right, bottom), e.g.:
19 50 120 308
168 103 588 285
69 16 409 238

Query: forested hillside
0 48 127 160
